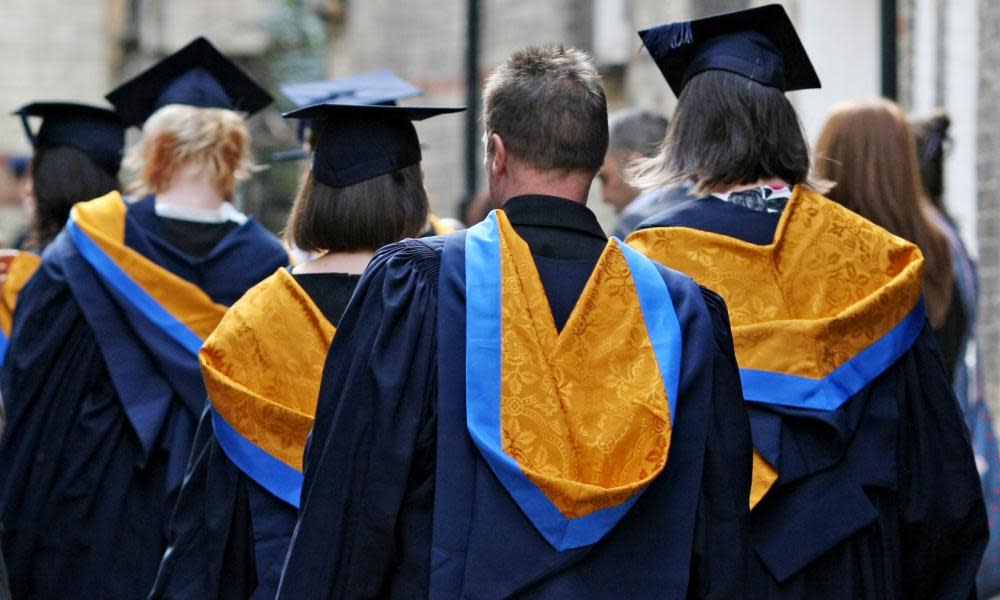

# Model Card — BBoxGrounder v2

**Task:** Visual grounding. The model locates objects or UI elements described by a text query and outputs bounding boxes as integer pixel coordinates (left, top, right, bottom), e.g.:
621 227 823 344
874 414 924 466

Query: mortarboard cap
280 69 421 109
281 70 423 144
638 4 820 98
283 103 464 188
14 102 126 176
105 36 273 127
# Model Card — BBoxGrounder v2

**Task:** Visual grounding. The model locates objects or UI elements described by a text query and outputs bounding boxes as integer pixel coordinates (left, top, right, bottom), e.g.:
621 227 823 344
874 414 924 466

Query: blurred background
0 0 996 408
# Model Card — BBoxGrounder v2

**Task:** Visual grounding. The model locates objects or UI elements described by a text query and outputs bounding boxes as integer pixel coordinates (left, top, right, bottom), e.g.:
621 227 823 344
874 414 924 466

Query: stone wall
977 0 1000 411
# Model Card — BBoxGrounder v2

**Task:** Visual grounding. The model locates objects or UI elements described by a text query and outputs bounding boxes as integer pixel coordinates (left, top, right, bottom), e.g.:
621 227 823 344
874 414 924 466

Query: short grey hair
482 44 608 173
608 108 668 159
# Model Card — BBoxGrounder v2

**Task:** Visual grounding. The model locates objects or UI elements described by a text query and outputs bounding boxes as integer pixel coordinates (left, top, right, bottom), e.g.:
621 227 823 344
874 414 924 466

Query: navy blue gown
277 196 753 599
637 195 988 599
149 273 360 600
0 195 287 599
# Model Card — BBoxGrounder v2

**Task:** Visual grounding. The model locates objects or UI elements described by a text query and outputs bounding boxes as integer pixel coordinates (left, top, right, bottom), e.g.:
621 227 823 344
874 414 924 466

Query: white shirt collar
154 201 248 225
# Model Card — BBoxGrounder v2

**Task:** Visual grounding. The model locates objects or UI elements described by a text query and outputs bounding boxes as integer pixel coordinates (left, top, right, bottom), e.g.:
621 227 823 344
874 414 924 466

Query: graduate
281 70 462 237
277 44 751 599
0 102 125 366
626 5 987 597
0 37 288 599
149 95 461 599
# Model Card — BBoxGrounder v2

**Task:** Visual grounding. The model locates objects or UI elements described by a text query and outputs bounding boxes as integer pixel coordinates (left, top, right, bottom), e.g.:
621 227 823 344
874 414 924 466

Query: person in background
149 97 461 599
280 70 463 239
627 5 986 598
815 100 960 376
598 108 689 238
0 37 288 599
0 102 125 368
910 108 1000 596
277 43 750 600
0 155 31 250
13 104 122 253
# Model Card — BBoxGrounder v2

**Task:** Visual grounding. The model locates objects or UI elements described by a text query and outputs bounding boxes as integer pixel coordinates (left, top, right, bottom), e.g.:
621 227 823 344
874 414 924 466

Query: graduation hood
628 188 926 412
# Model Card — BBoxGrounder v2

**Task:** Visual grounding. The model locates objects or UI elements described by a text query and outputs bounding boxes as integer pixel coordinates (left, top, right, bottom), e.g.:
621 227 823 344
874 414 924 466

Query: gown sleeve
688 286 753 599
277 239 443 600
899 327 988 599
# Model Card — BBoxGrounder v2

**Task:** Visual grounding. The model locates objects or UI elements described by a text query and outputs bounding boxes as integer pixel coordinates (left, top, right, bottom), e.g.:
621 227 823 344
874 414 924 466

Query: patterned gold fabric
72 192 228 340
201 268 334 471
627 188 925 506
494 210 671 519
0 252 41 337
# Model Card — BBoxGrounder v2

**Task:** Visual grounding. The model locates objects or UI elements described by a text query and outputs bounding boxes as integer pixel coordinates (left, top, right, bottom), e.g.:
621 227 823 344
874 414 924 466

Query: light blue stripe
0 330 8 366
740 298 926 411
211 407 303 508
465 214 682 550
68 215 204 357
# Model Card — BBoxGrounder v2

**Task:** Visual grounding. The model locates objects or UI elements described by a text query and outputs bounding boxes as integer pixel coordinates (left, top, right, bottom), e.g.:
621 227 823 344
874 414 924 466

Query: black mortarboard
14 102 126 176
638 4 820 98
280 70 421 109
105 36 273 127
283 103 464 187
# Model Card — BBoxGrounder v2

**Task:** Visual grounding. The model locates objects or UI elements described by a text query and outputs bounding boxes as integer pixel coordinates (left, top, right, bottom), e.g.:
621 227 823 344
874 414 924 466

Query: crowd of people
0 3 996 599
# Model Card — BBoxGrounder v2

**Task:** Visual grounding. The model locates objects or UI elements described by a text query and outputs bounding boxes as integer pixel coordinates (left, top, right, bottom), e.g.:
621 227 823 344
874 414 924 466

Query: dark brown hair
629 70 823 195
27 146 118 250
815 99 953 328
910 109 950 212
482 44 608 173
285 163 428 254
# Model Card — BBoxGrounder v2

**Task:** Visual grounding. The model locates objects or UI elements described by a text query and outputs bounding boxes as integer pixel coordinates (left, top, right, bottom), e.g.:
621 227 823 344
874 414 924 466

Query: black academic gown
0 195 287 600
149 272 360 600
277 195 753 599
637 196 988 599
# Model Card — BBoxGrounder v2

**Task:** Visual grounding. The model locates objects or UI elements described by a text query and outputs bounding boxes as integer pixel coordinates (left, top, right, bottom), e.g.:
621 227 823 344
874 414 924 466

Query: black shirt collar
502 195 607 242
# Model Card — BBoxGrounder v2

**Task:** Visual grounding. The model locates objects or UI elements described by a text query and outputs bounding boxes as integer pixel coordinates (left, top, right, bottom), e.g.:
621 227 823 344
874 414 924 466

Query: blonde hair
124 104 255 197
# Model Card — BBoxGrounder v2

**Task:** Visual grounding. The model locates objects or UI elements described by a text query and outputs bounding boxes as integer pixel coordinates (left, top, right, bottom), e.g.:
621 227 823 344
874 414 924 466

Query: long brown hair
815 99 953 327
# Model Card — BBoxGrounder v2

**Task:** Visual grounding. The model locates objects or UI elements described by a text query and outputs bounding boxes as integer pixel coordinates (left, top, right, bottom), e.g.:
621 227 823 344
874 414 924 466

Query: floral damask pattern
201 268 334 471
627 188 924 379
494 211 671 519
626 189 925 506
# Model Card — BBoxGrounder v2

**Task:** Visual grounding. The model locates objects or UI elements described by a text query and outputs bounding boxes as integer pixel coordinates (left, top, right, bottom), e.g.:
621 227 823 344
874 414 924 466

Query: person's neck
293 250 374 275
495 165 594 207
156 168 227 210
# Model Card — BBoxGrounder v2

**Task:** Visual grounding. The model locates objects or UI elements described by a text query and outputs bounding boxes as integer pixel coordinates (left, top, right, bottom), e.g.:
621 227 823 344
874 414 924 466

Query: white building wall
943 0 980 255
793 0 881 145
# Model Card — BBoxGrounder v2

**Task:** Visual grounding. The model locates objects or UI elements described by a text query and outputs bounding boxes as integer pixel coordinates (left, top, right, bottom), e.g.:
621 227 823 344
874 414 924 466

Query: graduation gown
0 251 41 366
277 195 752 599
629 188 988 599
0 192 287 600
150 269 360 600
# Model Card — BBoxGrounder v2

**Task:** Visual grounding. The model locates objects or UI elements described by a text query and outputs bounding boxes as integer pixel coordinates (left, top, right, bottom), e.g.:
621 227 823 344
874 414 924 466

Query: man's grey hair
482 44 608 173
608 108 668 160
